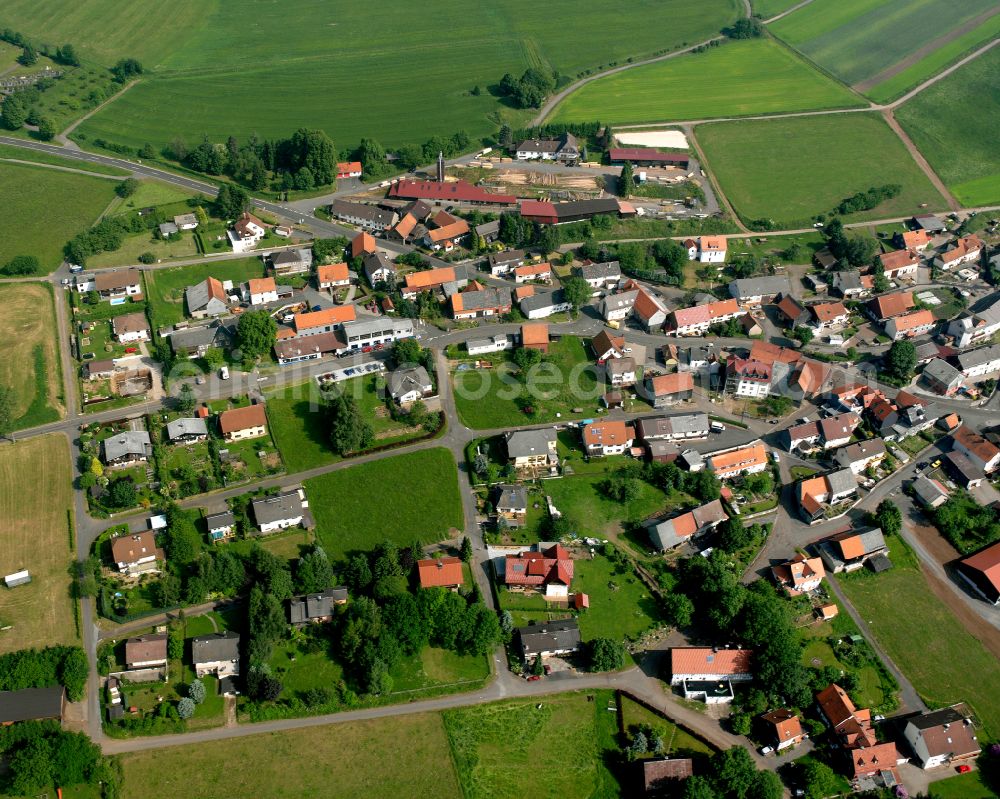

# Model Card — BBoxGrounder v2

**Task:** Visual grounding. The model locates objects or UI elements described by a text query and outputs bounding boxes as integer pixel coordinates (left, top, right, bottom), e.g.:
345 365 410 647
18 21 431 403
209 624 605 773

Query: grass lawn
0 283 65 430
443 690 621 799
931 770 997 799
305 448 463 560
143 256 264 327
552 39 863 125
619 695 715 758
0 161 118 270
769 0 998 87
0 435 77 653
265 376 428 473
65 0 738 153
89 228 200 269
572 553 663 641
697 113 948 229
0 142 130 176
838 535 1000 738
896 45 1000 206
453 336 603 429
119 712 463 799
103 179 200 215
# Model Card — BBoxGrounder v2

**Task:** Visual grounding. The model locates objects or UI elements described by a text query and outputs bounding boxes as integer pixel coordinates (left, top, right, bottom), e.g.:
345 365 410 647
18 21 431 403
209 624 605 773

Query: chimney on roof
437 151 445 183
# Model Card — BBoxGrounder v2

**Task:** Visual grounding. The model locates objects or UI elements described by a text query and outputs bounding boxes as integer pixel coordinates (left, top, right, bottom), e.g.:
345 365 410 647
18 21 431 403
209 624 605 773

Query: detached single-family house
798 469 859 523
317 262 351 289
228 212 266 253
816 683 877 749
878 248 919 281
728 276 790 307
206 511 237 542
520 323 550 353
289 587 348 625
761 709 806 751
191 632 240 678
668 647 752 704
218 403 268 442
125 635 168 670
956 541 1000 605
185 277 231 318
513 262 551 283
606 356 637 386
935 234 983 271
600 290 637 322
387 365 434 405
948 297 1000 348
246 277 278 306
771 553 825 596
725 358 771 399
336 161 362 179
582 420 635 457
635 413 709 443
521 289 572 320
102 431 152 468
775 293 809 328
921 358 964 396
166 417 209 444
251 488 308 534
495 484 528 527
956 344 1000 378
646 499 727 551
833 439 887 474
809 301 849 330
112 312 150 344
516 619 581 661
95 269 142 300
487 249 525 276
515 132 579 163
951 426 1000 473
831 270 871 299
646 372 694 407
351 231 377 260
504 428 558 472
591 330 628 361
467 334 512 355
168 320 235 360
903 707 981 769
885 309 935 340
911 474 949 509
450 287 511 320
362 251 396 287
271 248 312 276
417 557 465 591
819 527 888 573
110 531 161 575
894 229 932 252
695 235 727 263
504 544 574 601
174 213 198 231
576 260 621 291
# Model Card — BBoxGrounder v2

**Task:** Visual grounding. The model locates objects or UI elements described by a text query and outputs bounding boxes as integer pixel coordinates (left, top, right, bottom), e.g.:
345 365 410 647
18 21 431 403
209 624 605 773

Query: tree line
0 721 116 798
0 645 88 702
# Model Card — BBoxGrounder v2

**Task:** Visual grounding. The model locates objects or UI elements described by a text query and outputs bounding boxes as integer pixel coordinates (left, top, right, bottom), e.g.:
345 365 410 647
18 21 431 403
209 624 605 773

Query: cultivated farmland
552 39 863 125
304 448 463 560
120 712 463 799
770 0 999 88
64 0 739 151
751 0 805 18
0 162 118 270
895 45 1000 206
0 435 77 654
697 113 948 229
0 283 65 430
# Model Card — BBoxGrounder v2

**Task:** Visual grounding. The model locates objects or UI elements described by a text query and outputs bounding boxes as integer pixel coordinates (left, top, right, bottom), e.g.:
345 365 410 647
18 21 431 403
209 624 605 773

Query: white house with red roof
227 212 266 253
503 544 574 600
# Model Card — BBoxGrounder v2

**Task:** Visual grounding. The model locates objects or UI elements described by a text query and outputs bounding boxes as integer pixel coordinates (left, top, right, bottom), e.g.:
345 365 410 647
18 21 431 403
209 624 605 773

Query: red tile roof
294 305 356 331
504 545 573 586
648 372 694 396
218 403 267 435
669 647 752 677
417 557 464 588
405 266 456 290
351 231 376 258
868 291 914 320
388 179 516 205
317 263 349 284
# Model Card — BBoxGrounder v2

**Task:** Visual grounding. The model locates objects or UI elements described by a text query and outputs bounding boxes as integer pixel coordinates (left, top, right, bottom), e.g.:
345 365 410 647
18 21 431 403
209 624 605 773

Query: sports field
0 435 77 654
120 712 463 799
895 45 1000 207
0 283 65 430
0 162 118 271
551 39 863 125
60 0 738 151
770 0 999 87
697 113 948 229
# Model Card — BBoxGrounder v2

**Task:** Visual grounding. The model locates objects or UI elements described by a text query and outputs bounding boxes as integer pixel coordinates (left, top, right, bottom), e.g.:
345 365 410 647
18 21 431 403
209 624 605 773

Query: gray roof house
922 358 964 396
913 214 947 233
728 276 790 303
185 278 231 318
819 527 888 573
363 251 397 286
159 221 178 237
520 289 571 320
577 260 621 286
646 499 728 551
831 270 865 297
165 417 209 443
504 428 558 466
271 248 312 275
911 474 949 508
251 489 309 533
289 587 348 625
206 511 236 541
387 365 433 403
517 619 581 661
496 484 528 516
169 320 236 358
635 413 709 442
191 632 240 678
102 431 152 466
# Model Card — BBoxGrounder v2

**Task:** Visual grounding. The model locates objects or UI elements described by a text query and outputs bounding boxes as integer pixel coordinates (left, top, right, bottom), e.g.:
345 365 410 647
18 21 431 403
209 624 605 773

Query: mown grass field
770 0 998 87
443 691 621 799
63 0 739 152
619 696 715 758
0 143 130 176
304 448 463 560
751 0 805 17
120 712 463 799
697 113 948 228
552 39 863 125
142 256 264 327
895 45 1000 207
0 162 117 270
838 536 1000 739
0 283 65 430
0 435 77 653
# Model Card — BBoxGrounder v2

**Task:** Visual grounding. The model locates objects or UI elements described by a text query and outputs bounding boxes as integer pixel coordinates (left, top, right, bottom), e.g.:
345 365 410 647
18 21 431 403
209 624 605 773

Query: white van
219 366 230 380
710 421 726 433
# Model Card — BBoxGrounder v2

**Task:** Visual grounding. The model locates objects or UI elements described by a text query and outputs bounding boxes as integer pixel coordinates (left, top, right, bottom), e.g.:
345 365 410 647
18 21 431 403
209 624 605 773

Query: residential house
668 647 752 704
0 687 65 725
289 587 348 625
646 372 694 407
725 358 771 398
819 527 888 572
84 359 117 381
350 231 377 260
761 709 806 751
646 499 727 551
903 707 981 769
173 213 198 231
886 309 935 340
957 344 1000 378
512 262 551 283
785 420 822 452
640 759 694 796
921 358 964 396
810 301 849 330
185 277 231 318
191 632 240 678
582 420 635 457
867 291 914 322
387 365 434 404
935 234 983 270
246 277 278 306
466 334 512 355
271 248 312 276
112 312 150 343
956 540 1000 605
516 619 581 661
487 249 525 276
521 289 572 319
336 161 362 179
504 428 558 472
94 269 142 300
741 313 763 337
110 532 161 575
633 288 668 332
251 488 308 534
591 330 628 361
819 412 861 450
124 635 168 670
948 296 1000 348
707 443 769 480
504 544 574 601
475 219 500 243
576 260 621 292
424 218 470 251
833 439 887 474
227 212 266 253
696 236 727 263
635 413 709 443
417 557 465 591
102 431 152 468
165 417 208 444
816 683 877 749
606 356 637 386
206 511 236 542
400 265 467 298
340 317 414 351
520 323 550 353
600 290 638 322
450 287 511 320
676 345 717 373
798 470 859 523
168 320 235 360
362 251 396 287
218 403 268 442
667 299 741 336
291 305 357 336
388 213 418 243
831 270 870 299
329 200 397 231
951 425 1000 473
274 332 346 364
878 249 920 281
771 554 825 596
495 484 528 527
894 229 932 252
911 474 949 509
515 132 579 163
728 276 790 306
774 293 809 328
814 247 839 270
849 742 903 787
316 262 351 289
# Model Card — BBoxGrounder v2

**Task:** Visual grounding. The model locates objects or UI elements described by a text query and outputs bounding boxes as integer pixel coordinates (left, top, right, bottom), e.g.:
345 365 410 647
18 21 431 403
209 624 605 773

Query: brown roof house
761 708 805 751
902 707 981 769
951 425 1000 473
644 372 694 408
956 540 1000 605
641 758 694 797
218 403 268 442
819 527 889 573
124 634 168 671
110 531 163 576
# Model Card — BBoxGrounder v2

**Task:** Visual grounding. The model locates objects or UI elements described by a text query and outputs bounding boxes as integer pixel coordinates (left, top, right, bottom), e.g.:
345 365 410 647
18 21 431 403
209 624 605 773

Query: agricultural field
697 113 948 229
0 435 77 653
0 283 65 430
552 39 863 125
119 712 463 799
304 448 463 560
837 535 1000 739
443 691 621 799
0 162 118 270
895 46 1000 207
142 256 264 328
769 0 999 88
60 0 740 152
0 143 130 176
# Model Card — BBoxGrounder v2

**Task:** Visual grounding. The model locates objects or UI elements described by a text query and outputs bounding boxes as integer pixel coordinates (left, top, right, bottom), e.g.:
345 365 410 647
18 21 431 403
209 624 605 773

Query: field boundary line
682 124 750 234
58 79 140 148
0 157 122 181
762 0 817 24
886 36 1000 108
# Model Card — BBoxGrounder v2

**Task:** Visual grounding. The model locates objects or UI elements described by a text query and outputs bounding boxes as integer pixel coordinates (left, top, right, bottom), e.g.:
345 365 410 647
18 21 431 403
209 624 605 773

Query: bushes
0 646 88 702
